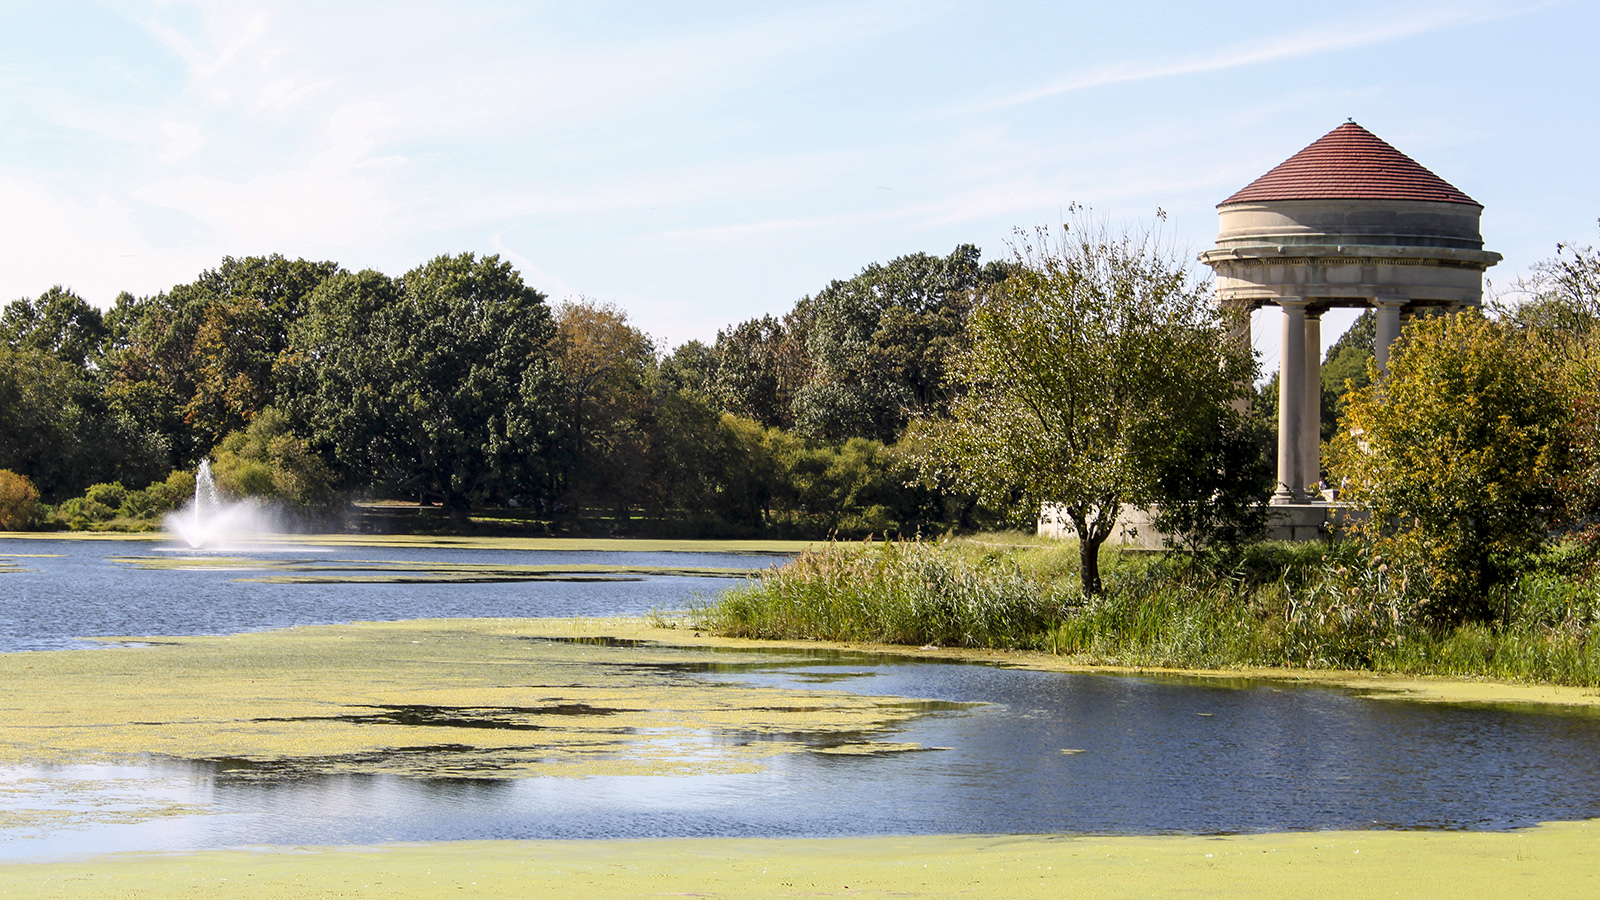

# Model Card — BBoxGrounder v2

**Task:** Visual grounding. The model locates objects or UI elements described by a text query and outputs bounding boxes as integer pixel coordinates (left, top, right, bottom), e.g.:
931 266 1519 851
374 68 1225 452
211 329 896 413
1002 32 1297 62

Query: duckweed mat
0 618 956 780
3 823 1598 899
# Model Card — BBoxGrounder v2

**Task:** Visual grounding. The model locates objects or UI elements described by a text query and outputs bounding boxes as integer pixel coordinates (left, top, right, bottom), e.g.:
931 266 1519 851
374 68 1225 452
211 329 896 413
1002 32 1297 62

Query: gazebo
1199 122 1501 528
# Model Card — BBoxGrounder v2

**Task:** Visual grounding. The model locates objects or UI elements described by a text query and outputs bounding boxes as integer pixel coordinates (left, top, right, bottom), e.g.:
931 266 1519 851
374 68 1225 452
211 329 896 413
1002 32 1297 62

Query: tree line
0 246 1016 536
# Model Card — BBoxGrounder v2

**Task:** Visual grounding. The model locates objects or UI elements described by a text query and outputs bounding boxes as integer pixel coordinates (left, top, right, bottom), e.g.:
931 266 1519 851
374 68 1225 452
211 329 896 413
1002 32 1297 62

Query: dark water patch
197 744 504 779
790 670 880 683
251 703 632 732
524 635 658 648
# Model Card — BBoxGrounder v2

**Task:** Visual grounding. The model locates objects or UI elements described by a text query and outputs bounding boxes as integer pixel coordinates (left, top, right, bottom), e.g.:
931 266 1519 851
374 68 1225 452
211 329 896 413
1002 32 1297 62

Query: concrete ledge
1037 502 1362 547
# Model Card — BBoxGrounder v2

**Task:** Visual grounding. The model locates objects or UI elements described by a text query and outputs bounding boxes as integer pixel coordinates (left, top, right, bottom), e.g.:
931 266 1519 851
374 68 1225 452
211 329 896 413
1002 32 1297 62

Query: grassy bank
698 536 1600 687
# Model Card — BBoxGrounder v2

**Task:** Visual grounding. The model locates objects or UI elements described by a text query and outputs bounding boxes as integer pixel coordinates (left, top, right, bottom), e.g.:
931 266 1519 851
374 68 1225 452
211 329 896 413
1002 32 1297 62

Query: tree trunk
1070 512 1105 595
1078 533 1105 595
957 495 978 530
442 485 472 528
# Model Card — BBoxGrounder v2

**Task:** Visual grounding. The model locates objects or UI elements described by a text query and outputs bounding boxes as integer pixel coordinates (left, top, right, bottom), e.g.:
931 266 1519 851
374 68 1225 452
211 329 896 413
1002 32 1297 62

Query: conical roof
1221 122 1479 207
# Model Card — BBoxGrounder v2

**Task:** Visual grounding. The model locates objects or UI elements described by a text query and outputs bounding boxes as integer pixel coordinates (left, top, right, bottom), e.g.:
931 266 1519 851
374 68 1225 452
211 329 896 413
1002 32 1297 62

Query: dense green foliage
50 471 193 531
1 246 1009 537
0 347 167 500
690 245 1010 443
282 255 565 521
1328 312 1571 624
1 286 110 368
211 408 334 506
104 255 342 467
790 245 1012 443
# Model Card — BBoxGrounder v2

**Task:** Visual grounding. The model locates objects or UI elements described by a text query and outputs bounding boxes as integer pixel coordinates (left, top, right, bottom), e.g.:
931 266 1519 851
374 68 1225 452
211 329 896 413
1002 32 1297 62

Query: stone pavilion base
1037 502 1357 548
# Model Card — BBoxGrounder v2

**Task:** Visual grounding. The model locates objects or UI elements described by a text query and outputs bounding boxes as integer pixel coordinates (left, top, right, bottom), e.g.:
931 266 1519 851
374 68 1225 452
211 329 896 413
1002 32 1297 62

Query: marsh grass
702 534 1600 686
701 539 1064 649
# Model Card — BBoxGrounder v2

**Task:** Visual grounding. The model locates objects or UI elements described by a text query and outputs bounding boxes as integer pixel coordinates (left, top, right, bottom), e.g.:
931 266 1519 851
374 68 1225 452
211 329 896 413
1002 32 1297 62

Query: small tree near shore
913 214 1258 594
1328 311 1571 624
0 469 40 531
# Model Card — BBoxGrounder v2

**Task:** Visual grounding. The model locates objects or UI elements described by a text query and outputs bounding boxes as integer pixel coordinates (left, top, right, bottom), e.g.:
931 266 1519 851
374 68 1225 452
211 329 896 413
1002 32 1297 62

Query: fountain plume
166 459 277 549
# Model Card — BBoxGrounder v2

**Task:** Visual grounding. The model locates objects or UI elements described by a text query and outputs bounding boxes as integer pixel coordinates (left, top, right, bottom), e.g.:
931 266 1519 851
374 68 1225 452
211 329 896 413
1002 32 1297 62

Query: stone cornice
1199 244 1501 270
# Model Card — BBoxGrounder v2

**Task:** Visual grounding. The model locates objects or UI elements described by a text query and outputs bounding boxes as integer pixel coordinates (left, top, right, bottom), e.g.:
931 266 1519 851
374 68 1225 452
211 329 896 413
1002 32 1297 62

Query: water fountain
165 460 276 549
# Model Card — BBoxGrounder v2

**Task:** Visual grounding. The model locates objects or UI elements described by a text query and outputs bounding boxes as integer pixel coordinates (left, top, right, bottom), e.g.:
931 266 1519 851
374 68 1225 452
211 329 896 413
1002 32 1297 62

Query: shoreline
0 530 820 554
523 615 1600 711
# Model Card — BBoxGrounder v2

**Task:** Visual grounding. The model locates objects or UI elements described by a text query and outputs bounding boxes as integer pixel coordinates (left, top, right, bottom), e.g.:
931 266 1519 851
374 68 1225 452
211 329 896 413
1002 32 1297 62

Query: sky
1 0 1595 372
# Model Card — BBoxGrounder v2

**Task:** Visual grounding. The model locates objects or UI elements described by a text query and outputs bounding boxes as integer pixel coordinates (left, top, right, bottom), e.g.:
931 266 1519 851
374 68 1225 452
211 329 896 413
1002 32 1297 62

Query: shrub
210 408 334 505
83 482 129 510
1328 312 1572 624
118 470 196 519
58 496 115 525
0 469 41 530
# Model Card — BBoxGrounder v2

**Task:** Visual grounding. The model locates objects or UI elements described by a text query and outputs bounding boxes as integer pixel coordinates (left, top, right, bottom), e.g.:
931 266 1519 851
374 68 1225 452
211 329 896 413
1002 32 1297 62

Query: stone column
1374 297 1406 372
1302 308 1323 498
1274 299 1309 504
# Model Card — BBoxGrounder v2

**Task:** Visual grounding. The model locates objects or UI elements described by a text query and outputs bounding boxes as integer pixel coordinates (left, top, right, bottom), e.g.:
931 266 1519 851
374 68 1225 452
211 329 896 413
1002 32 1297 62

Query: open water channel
4 536 1600 861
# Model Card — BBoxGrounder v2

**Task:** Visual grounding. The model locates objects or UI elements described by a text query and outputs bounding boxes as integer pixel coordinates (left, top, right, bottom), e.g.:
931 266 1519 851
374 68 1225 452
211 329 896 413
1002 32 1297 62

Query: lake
4 535 1600 861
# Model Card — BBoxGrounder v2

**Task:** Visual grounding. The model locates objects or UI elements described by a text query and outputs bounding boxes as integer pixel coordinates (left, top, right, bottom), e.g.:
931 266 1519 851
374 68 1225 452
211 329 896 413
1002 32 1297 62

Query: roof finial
1347 117 1356 123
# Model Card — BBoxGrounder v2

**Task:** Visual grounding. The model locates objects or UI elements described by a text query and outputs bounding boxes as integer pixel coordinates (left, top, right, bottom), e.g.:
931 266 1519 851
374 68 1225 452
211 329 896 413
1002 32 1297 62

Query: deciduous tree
0 286 109 368
105 256 340 464
554 299 656 519
283 254 566 521
0 469 40 531
914 217 1259 593
792 245 1010 443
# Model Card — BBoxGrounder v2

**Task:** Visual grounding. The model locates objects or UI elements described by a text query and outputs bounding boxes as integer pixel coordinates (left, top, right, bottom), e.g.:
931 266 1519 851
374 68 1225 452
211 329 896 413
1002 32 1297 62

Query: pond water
5 536 1600 860
0 537 778 653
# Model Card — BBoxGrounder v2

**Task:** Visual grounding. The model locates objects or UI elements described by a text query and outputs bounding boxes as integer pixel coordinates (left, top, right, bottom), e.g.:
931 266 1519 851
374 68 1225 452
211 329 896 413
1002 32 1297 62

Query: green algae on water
0 618 954 780
4 824 1599 900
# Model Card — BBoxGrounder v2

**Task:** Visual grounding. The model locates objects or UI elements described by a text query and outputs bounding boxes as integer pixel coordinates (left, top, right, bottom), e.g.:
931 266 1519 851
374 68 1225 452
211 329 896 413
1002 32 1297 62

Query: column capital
1371 296 1408 310
1276 296 1311 310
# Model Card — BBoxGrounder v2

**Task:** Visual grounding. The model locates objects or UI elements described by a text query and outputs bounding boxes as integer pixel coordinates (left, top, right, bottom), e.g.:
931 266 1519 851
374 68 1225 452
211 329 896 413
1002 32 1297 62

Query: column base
1270 486 1310 505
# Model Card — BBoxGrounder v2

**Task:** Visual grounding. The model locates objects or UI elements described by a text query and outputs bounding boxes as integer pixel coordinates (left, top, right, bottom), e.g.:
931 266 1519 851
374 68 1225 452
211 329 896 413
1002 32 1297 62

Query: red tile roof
1221 122 1479 207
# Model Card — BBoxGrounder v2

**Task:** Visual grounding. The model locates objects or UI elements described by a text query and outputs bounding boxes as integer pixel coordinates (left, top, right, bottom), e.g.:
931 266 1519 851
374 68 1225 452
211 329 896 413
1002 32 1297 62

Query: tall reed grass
699 536 1600 686
702 540 1062 649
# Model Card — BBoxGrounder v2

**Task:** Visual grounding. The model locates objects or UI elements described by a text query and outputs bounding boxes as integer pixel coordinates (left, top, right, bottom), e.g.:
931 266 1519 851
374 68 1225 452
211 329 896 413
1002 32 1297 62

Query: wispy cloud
965 2 1549 112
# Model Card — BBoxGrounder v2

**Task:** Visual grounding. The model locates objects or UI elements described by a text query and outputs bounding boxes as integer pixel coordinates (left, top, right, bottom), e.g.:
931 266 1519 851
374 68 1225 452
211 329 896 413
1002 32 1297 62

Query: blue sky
0 1 1593 369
